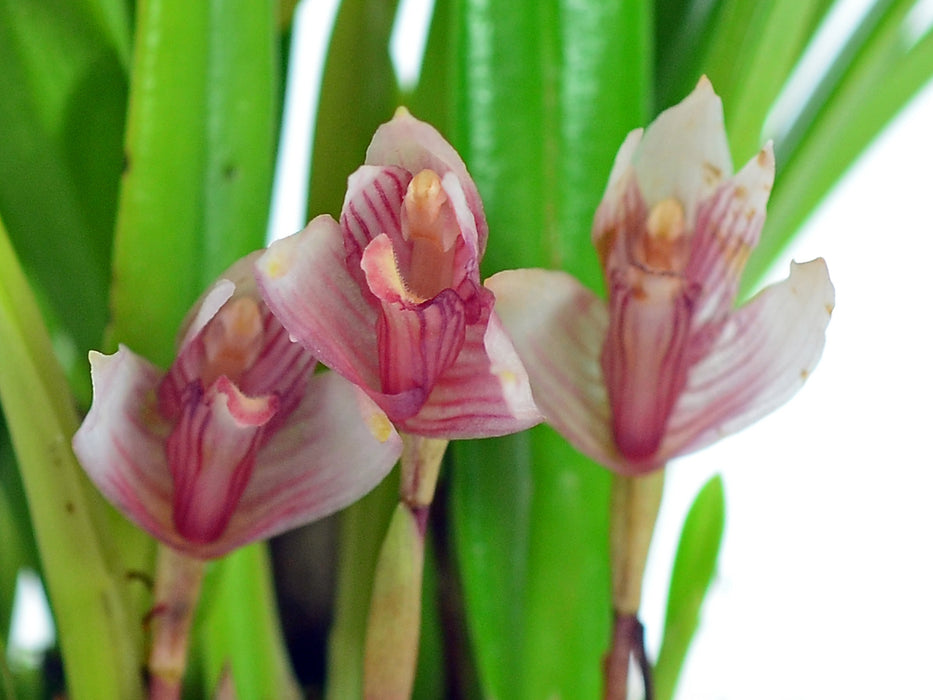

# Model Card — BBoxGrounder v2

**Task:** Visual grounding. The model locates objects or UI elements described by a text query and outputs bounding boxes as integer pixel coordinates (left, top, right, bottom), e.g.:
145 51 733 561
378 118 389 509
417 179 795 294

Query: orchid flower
72 253 402 560
487 78 835 475
255 108 541 439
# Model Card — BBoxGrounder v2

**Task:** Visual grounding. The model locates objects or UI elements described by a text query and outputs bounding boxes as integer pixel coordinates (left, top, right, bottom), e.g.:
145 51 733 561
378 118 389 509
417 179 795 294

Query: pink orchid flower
487 78 835 475
73 253 402 559
256 109 541 438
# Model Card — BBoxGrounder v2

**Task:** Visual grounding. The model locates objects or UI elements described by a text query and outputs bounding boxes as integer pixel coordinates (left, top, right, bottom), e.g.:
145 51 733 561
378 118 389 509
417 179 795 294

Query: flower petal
375 288 467 411
343 165 409 279
486 269 624 470
662 259 835 460
398 304 543 438
603 266 697 469
72 348 176 544
364 108 489 255
166 377 278 544
256 215 382 393
213 371 402 555
592 128 644 260
687 142 775 327
632 77 732 219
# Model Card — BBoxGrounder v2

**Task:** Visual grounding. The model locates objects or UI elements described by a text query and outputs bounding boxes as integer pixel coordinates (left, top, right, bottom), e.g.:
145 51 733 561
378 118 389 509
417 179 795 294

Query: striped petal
374 289 467 413
687 143 775 328
398 304 543 438
603 266 697 471
365 108 488 255
167 376 278 544
662 259 835 460
256 215 382 393
72 348 177 546
487 269 623 471
197 371 402 558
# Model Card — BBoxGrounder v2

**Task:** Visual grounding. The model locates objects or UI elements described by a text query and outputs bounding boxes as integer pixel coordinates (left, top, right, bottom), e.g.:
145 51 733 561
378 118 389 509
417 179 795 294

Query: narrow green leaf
707 0 833 163
0 216 143 700
654 475 726 700
655 0 726 110
450 434 534 698
745 0 933 289
196 544 302 700
449 1 650 695
307 0 400 220
111 0 279 366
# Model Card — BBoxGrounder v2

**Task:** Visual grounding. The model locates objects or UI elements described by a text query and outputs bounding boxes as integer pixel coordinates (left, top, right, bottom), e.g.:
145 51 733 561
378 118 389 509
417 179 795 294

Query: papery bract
256 109 541 438
488 78 834 475
73 253 402 559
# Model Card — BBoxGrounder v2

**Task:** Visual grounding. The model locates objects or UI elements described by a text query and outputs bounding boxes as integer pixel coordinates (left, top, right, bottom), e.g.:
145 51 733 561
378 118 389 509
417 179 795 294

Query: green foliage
110 0 280 366
0 216 143 699
0 0 130 360
654 475 726 700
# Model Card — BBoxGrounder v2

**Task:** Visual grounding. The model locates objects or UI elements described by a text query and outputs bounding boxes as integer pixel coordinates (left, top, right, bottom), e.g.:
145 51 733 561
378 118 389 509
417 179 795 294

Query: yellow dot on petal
367 412 394 443
262 252 289 280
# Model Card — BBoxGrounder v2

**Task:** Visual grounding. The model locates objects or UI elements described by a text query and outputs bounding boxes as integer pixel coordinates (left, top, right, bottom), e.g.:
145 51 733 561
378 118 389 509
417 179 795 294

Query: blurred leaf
407 0 452 131
448 1 650 695
703 0 834 163
111 0 279 366
449 434 534 698
196 544 302 700
746 0 933 289
0 215 143 699
0 0 129 355
654 475 726 700
308 0 400 220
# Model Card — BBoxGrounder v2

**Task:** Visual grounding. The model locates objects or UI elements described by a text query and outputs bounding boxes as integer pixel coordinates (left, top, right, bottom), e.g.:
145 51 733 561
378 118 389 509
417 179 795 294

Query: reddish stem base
604 613 653 700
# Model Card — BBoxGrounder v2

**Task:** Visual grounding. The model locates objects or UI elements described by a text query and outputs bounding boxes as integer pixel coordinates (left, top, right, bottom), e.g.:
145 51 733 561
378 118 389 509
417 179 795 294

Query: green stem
604 469 664 700
362 435 448 698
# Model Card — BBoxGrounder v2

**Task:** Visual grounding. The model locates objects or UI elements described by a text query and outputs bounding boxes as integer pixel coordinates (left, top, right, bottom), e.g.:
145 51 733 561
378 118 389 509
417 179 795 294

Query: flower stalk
604 470 664 700
147 545 206 700
363 435 448 698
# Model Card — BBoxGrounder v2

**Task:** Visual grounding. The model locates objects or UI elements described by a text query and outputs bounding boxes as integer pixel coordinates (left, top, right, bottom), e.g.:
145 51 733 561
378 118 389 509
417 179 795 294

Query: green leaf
654 474 726 700
0 216 143 699
448 0 651 695
745 0 933 290
196 544 302 700
0 0 129 355
308 0 400 220
111 0 279 366
450 434 534 698
704 0 833 163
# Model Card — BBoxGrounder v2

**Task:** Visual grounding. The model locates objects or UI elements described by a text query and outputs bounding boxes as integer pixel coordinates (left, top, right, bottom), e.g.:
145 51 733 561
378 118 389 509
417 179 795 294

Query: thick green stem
148 546 205 700
362 434 448 698
604 469 664 700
